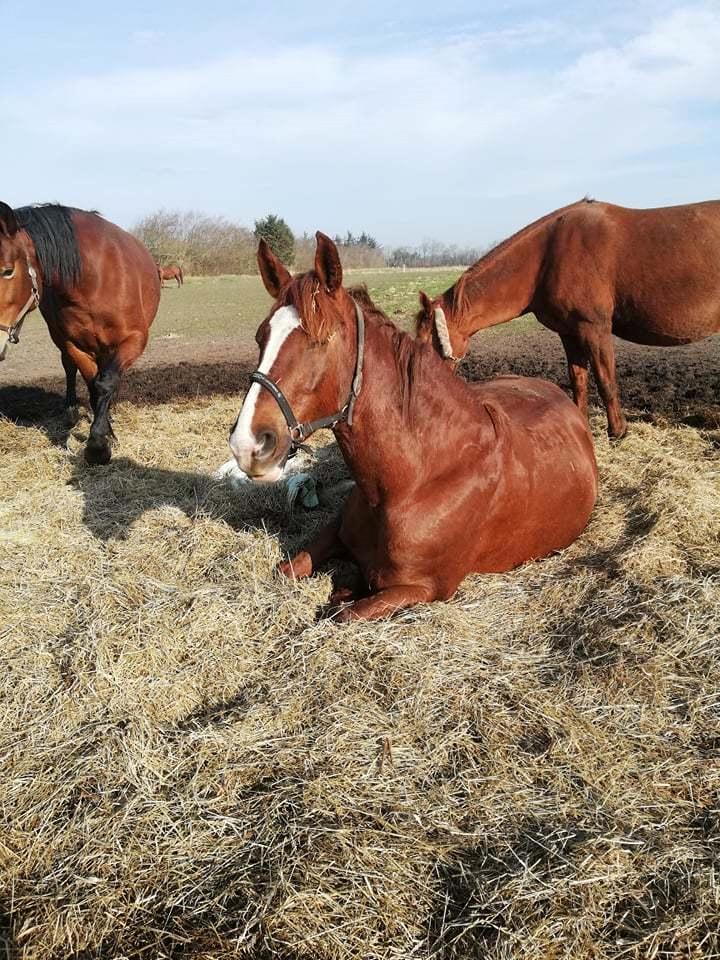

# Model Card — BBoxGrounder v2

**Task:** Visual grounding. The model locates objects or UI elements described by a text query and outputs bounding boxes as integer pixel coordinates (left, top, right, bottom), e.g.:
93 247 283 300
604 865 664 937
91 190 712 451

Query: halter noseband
0 261 40 345
250 298 366 460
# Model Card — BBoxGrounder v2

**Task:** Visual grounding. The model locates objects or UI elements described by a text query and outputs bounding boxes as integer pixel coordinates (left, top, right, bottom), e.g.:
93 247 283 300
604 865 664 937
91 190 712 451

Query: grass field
156 268 539 341
1 271 719 959
5 268 538 388
153 268 469 341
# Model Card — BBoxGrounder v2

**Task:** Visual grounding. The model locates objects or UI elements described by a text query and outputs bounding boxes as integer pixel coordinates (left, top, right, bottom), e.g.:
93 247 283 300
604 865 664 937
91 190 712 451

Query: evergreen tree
254 214 295 265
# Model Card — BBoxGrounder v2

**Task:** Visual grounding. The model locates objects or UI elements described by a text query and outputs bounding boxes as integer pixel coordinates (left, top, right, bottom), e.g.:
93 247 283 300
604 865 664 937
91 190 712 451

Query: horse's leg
334 584 434 622
85 360 120 465
61 350 81 426
176 273 181 288
586 331 627 439
560 334 589 419
278 519 346 578
63 342 98 419
85 331 147 465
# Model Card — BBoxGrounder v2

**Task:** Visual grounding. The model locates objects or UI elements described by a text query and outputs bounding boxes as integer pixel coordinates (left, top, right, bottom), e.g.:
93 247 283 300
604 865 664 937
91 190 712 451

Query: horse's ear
419 290 432 315
314 231 343 295
0 202 18 237
257 239 291 298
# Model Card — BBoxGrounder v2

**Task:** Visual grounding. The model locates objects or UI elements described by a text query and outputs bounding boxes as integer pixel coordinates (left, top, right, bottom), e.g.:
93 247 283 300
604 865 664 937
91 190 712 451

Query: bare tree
132 210 256 275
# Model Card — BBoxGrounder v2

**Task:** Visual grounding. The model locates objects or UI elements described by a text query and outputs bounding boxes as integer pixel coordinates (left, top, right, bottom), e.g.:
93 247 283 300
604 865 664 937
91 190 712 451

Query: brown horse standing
0 203 160 464
416 198 720 438
229 233 597 621
158 264 183 287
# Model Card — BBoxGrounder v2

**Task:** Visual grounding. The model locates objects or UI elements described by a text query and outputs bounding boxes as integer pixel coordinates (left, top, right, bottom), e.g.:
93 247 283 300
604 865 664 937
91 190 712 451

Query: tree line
132 209 489 275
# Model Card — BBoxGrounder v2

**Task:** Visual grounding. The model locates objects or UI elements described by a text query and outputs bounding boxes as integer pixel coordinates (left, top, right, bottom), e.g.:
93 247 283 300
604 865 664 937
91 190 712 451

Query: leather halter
0 261 40 345
250 298 365 460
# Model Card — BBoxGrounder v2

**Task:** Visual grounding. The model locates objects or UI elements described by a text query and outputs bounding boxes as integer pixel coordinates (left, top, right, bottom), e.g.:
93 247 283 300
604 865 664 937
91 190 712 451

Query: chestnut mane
282 273 393 338
348 284 434 415
284 273 346 343
286 276 450 420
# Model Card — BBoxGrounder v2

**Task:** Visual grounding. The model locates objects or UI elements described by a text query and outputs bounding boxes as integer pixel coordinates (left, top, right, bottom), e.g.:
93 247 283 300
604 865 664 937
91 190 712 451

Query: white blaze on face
229 305 301 469
0 330 10 362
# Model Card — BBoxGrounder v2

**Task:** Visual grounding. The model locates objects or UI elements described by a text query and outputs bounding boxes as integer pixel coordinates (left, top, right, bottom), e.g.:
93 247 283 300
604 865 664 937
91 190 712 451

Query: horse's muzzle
229 423 291 482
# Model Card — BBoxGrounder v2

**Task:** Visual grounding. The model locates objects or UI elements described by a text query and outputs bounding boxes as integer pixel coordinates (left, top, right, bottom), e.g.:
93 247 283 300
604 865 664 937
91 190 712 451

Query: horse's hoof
84 436 112 466
278 552 312 579
65 405 81 427
608 425 628 443
331 604 356 623
328 586 357 606
278 560 295 579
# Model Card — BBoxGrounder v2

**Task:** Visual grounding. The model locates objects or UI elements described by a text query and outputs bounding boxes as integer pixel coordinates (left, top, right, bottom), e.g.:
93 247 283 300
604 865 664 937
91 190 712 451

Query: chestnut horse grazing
0 202 160 464
229 233 597 621
416 198 720 438
158 264 183 287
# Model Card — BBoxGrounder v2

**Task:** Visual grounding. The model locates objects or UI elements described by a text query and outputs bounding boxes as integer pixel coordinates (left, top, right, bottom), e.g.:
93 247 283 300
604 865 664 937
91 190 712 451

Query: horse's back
544 200 720 343
472 374 592 442
72 211 158 280
70 211 161 328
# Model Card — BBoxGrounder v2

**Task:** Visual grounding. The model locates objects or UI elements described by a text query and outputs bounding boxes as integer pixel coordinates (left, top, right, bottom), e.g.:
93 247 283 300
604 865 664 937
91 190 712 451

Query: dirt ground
2 325 718 435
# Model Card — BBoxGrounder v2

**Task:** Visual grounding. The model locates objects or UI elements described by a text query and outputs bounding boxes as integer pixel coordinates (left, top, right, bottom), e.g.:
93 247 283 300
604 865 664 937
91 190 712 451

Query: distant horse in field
228 232 597 621
0 202 160 464
416 198 720 438
158 264 183 287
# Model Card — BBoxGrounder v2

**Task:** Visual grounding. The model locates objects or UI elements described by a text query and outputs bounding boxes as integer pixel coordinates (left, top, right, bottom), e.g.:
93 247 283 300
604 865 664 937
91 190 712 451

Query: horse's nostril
255 430 277 459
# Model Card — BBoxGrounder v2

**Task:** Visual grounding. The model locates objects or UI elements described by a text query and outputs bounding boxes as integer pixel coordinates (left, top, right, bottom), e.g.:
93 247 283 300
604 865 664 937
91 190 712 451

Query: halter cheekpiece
0 261 40 345
250 297 366 460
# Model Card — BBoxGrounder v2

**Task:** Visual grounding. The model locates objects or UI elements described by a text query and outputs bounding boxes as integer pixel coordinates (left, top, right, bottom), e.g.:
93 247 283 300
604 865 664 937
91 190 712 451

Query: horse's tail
178 265 184 285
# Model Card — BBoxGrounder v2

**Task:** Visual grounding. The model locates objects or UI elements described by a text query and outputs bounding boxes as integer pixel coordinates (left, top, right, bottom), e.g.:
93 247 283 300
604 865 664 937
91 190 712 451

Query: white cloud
563 6 720 99
5 3 719 242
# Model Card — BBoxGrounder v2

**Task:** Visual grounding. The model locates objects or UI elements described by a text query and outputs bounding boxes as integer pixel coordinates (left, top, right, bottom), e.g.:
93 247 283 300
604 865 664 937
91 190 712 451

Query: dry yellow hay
1 394 719 960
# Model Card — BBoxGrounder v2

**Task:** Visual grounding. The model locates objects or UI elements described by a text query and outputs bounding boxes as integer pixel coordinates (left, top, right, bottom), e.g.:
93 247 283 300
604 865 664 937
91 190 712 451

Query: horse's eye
0 268 13 279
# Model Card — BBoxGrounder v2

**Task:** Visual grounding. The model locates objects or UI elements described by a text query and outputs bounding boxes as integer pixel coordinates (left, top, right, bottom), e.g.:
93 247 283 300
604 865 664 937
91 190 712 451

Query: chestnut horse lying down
229 233 598 621
416 198 720 439
0 202 160 464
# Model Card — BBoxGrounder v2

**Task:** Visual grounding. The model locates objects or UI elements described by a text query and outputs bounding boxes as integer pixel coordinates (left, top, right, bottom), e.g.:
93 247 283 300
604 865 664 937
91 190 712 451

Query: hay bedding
0 396 719 960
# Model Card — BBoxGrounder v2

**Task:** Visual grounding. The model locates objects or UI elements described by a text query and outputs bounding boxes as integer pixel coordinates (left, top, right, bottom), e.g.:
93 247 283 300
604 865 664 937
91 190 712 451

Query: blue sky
3 0 719 247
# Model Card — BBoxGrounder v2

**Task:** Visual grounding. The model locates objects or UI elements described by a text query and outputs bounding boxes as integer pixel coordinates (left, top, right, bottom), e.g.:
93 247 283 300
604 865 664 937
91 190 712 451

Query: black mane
14 204 86 287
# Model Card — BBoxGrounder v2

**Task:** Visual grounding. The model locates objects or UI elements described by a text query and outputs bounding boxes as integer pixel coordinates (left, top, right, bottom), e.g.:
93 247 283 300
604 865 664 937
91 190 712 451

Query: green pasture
153 268 539 344
7 267 539 382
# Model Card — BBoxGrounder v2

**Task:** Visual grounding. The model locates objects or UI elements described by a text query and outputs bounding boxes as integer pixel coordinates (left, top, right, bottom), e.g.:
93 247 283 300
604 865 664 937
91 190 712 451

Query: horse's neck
334 319 483 503
448 220 552 334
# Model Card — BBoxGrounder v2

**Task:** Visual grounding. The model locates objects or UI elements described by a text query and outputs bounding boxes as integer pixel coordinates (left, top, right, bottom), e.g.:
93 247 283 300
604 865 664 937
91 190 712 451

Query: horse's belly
612 300 720 346
467 381 598 572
